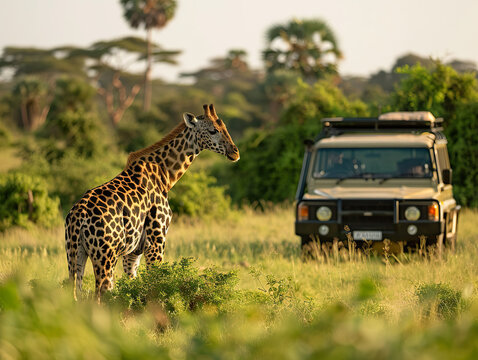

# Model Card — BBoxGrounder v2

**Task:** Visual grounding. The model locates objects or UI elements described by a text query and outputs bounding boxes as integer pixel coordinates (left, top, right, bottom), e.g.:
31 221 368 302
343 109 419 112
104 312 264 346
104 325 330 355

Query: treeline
0 10 477 230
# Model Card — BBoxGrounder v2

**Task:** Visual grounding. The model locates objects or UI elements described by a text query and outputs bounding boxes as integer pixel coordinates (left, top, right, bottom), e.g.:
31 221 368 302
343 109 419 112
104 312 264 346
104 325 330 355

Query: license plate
353 231 382 241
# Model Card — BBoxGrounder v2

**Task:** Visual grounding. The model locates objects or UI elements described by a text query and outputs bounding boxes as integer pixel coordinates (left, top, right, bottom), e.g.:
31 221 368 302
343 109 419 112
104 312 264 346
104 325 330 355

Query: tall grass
1 206 478 358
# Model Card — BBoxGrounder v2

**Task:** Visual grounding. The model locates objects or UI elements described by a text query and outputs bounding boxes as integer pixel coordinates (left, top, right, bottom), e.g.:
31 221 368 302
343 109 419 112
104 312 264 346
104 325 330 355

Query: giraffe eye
208 128 218 135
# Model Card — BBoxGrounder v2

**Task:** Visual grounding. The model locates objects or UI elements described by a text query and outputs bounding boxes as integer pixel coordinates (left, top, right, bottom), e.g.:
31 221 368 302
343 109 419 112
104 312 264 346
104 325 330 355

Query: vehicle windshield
313 147 433 179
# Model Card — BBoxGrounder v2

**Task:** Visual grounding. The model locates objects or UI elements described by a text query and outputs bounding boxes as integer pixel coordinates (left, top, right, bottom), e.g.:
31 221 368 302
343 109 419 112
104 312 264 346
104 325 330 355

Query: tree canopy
263 18 343 82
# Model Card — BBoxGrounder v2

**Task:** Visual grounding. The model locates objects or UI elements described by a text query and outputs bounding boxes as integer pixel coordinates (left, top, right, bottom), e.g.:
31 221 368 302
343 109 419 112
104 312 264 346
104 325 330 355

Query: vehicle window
313 147 433 179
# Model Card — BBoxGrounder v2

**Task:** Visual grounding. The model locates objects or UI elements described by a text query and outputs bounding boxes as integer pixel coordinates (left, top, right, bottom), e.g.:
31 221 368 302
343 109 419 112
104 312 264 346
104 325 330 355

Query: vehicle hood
305 186 437 200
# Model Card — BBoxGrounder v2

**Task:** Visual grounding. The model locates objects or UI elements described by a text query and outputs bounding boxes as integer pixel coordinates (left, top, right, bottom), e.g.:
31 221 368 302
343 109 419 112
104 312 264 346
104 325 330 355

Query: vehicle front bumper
295 220 443 243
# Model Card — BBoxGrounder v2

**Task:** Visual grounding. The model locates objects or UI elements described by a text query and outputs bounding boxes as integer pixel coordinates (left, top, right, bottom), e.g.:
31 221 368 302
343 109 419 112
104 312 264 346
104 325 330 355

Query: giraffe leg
144 238 165 267
75 244 88 296
143 200 171 267
92 256 118 303
123 253 142 278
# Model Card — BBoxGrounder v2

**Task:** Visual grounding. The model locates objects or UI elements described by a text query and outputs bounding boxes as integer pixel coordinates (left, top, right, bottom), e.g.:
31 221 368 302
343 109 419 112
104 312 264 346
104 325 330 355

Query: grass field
1 206 478 359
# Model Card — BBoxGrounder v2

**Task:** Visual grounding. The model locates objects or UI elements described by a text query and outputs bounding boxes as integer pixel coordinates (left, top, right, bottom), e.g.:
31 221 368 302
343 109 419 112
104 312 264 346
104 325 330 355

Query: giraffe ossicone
65 104 239 301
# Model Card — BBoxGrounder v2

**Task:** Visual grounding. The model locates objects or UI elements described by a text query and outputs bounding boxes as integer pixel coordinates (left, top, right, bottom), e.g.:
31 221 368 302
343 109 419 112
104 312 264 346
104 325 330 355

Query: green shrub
0 276 169 359
0 173 61 231
222 80 368 205
108 257 238 314
18 150 123 213
117 119 163 153
0 123 11 147
390 63 478 207
416 283 462 320
448 102 478 207
169 170 233 218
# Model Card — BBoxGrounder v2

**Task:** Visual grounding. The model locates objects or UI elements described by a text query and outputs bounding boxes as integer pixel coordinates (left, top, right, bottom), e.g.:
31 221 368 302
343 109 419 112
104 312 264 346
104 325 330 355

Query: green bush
448 102 478 207
35 76 111 161
0 123 11 147
223 80 368 204
416 283 462 320
117 119 163 153
0 173 61 231
18 151 123 213
391 62 477 128
390 63 478 207
0 276 169 359
169 170 233 218
108 257 238 314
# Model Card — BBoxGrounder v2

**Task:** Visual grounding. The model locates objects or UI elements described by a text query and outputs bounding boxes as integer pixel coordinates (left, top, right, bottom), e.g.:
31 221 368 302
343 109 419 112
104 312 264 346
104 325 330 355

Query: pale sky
1 0 477 82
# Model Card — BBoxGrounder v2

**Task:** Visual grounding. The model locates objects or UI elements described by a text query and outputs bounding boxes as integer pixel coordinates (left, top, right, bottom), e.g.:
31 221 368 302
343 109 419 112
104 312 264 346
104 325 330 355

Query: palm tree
119 0 177 111
263 18 343 82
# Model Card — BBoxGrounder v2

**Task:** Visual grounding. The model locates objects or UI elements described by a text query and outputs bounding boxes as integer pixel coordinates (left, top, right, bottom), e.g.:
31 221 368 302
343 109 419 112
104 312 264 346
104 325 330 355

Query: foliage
120 0 177 30
0 123 11 146
117 118 163 153
49 76 96 115
0 173 60 231
391 62 477 125
263 18 343 81
2 208 478 359
169 170 233 218
120 0 179 111
224 80 368 204
0 276 170 359
447 101 478 207
416 283 462 320
0 46 87 78
179 49 269 134
108 257 238 314
35 76 108 161
390 63 478 207
10 77 52 131
18 151 123 213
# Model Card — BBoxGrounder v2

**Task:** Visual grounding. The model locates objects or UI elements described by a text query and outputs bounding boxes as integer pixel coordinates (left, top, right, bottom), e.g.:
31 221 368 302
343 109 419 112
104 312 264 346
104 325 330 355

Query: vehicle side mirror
304 139 314 150
442 169 452 185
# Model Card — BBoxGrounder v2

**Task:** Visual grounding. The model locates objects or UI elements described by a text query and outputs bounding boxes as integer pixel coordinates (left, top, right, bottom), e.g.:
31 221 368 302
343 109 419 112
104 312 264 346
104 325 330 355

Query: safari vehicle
295 111 460 251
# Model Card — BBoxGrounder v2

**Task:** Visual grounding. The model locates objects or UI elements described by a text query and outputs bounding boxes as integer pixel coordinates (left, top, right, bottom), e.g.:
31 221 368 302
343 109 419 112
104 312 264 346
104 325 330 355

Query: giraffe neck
156 126 199 191
128 124 200 193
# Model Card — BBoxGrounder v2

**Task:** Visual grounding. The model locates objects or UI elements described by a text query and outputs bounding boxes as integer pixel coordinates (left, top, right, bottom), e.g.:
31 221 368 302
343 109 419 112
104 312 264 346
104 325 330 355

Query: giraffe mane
124 122 187 169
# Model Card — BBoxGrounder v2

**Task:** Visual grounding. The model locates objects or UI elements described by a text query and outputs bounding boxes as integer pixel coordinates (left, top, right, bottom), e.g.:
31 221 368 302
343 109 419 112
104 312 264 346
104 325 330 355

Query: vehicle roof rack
321 112 443 134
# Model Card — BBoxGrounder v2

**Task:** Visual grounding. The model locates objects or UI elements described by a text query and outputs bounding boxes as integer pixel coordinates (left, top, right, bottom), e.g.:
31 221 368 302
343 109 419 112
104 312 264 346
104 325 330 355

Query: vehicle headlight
316 206 332 221
405 206 421 221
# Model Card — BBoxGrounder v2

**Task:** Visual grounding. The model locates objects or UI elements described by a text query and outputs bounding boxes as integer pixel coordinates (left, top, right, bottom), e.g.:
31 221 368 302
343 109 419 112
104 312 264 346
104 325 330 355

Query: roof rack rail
321 112 443 134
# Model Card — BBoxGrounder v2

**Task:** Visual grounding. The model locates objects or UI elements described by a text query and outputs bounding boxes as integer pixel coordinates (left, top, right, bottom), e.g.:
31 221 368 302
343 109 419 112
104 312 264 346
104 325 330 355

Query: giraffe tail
65 212 78 300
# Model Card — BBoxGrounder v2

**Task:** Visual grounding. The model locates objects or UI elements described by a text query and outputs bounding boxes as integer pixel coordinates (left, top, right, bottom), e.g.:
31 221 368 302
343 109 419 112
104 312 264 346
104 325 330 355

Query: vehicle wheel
301 236 318 259
301 236 311 248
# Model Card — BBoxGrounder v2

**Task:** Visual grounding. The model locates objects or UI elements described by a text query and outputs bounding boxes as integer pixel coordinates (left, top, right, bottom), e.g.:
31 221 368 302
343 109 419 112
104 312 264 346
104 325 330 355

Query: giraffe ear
183 112 197 128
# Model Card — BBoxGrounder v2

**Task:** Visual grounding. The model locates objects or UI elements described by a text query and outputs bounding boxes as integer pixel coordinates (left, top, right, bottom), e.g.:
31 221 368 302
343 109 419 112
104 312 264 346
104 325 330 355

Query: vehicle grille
341 200 395 230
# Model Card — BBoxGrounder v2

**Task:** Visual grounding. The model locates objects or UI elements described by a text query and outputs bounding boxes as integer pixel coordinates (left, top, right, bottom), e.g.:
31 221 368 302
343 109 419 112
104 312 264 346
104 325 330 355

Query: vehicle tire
301 236 318 259
301 236 312 248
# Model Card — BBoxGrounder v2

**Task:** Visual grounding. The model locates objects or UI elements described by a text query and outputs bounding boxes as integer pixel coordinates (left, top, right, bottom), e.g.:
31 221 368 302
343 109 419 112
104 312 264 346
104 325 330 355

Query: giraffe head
183 104 240 162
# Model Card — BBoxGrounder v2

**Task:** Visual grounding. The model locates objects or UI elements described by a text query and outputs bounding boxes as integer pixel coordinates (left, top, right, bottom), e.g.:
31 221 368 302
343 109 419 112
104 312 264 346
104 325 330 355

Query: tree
263 18 343 82
38 76 105 160
391 62 477 126
120 0 178 111
390 62 478 207
222 80 368 205
0 46 87 131
11 77 54 131
0 46 87 79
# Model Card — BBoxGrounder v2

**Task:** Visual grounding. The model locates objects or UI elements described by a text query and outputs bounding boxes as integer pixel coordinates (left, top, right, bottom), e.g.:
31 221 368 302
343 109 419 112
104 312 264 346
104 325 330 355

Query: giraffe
65 104 239 300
